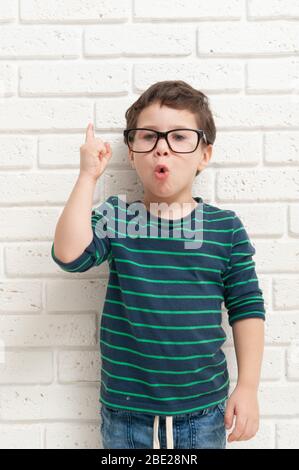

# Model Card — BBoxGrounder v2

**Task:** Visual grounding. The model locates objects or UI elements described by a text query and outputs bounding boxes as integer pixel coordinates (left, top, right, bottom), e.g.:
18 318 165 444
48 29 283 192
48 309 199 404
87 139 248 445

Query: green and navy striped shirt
51 195 266 416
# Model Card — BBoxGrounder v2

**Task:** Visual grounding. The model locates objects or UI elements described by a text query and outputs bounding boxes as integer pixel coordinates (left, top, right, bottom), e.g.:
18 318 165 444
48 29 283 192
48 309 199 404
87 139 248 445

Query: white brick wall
0 0 298 450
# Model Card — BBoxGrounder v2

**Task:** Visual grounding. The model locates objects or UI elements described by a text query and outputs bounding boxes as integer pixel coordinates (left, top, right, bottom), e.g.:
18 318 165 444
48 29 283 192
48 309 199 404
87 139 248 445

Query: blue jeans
100 400 227 449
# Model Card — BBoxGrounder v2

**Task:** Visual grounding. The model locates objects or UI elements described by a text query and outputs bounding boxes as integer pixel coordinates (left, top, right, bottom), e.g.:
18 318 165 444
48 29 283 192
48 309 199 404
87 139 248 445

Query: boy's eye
172 134 185 141
143 133 156 140
141 132 185 141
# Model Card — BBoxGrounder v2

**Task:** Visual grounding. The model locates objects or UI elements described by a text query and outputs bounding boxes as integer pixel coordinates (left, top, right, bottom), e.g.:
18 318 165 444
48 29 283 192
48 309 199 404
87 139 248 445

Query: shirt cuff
51 240 95 272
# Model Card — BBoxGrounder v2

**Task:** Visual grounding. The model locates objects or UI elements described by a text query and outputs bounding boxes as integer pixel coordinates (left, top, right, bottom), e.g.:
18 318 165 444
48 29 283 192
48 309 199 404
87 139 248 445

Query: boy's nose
153 137 171 154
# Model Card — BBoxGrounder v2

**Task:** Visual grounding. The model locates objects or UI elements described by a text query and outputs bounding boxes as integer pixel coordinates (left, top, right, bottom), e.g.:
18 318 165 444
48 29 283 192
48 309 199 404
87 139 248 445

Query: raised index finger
85 123 94 143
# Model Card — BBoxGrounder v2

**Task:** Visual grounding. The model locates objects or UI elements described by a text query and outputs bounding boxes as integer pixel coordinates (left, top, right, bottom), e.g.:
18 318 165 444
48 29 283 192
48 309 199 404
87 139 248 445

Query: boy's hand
224 385 260 443
79 123 112 181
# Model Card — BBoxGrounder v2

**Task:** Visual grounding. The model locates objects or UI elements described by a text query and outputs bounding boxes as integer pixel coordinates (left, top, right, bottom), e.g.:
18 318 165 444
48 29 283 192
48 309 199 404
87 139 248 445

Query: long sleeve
222 212 266 326
51 199 111 273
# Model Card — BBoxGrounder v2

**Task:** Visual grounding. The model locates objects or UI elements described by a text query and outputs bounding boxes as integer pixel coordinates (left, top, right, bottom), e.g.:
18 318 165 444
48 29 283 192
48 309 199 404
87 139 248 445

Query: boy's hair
124 80 216 177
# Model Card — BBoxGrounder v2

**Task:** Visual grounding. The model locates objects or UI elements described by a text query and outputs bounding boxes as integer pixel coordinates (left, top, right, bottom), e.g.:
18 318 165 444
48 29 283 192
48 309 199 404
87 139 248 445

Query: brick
0 314 96 347
46 279 107 312
0 136 35 169
0 64 17 96
211 95 299 128
259 384 299 415
248 0 299 19
0 351 52 383
254 241 299 272
5 242 109 277
211 132 262 166
0 281 41 313
38 135 82 168
0 207 60 239
20 63 129 95
217 169 299 201
20 0 129 22
0 100 92 131
0 425 41 449
135 0 242 19
134 62 243 93
289 205 299 235
85 25 192 57
95 98 133 129
0 247 3 277
273 277 299 309
247 58 298 92
265 312 299 344
277 422 299 448
265 132 299 164
0 386 99 420
197 22 299 56
0 1 17 22
0 26 80 58
286 342 299 379
45 423 101 449
0 173 101 204
58 350 100 382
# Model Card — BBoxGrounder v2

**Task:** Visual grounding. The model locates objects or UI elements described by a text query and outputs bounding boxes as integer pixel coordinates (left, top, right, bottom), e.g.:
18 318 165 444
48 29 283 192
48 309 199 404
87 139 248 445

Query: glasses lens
127 129 199 152
127 129 158 152
168 130 199 152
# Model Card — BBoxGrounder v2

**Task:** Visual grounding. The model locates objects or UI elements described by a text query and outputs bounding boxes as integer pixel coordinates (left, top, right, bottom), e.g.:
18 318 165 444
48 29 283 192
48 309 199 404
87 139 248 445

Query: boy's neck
142 193 198 220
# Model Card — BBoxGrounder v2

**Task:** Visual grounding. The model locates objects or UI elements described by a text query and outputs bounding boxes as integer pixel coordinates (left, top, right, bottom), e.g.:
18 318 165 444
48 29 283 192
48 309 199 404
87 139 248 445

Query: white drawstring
153 415 160 448
153 415 174 449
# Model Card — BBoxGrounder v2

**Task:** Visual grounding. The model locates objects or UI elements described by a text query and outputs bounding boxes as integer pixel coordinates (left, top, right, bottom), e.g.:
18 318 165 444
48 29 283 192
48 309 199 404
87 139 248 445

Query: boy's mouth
154 164 170 174
154 164 170 180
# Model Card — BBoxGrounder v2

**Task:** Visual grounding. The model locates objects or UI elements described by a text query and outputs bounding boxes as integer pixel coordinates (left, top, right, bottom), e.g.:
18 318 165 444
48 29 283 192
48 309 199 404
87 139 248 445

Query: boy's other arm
222 212 266 442
225 318 265 443
232 317 265 391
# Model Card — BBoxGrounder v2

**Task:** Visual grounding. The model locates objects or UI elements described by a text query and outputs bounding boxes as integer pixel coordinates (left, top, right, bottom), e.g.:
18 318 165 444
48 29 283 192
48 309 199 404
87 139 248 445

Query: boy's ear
129 151 135 168
196 144 213 173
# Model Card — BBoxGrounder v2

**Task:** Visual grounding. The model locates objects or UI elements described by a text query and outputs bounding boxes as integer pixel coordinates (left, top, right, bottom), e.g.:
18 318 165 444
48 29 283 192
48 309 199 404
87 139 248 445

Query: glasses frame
123 128 209 154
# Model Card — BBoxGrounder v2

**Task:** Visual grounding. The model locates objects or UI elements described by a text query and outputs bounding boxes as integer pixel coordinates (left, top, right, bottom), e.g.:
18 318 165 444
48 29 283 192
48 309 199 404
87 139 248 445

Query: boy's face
128 102 212 202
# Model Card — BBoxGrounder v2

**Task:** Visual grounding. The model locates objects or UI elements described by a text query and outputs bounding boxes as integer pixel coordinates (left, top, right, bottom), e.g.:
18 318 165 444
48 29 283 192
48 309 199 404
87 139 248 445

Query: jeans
100 400 227 449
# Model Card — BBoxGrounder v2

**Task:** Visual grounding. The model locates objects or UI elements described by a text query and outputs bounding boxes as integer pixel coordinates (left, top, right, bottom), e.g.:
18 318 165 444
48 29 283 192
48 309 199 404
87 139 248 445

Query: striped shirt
51 195 266 416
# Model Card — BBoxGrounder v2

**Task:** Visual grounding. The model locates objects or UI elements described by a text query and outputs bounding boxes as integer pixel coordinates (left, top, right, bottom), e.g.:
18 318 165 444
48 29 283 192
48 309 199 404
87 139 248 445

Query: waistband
153 415 174 449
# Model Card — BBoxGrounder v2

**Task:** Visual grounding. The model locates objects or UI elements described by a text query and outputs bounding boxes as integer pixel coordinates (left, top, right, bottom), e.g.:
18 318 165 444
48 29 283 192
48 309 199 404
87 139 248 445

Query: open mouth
154 165 170 180
154 165 169 174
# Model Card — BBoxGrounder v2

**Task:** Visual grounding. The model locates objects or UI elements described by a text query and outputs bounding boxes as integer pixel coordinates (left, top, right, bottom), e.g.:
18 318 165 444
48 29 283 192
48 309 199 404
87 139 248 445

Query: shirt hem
99 391 229 417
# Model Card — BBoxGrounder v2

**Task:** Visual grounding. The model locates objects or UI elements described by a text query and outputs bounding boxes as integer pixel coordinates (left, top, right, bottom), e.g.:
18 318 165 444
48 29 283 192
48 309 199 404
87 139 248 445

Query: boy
51 80 265 449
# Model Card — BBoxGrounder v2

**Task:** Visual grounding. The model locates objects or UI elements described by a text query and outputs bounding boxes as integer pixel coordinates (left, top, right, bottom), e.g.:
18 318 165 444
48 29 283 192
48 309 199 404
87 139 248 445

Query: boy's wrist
78 171 98 185
236 381 259 393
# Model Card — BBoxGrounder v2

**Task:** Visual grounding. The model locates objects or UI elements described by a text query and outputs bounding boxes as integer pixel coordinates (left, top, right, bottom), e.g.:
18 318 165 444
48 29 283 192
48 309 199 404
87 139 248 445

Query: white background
0 0 299 449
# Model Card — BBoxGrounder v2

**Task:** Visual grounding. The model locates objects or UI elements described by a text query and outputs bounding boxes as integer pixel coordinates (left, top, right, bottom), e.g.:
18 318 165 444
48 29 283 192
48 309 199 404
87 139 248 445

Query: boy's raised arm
52 123 112 264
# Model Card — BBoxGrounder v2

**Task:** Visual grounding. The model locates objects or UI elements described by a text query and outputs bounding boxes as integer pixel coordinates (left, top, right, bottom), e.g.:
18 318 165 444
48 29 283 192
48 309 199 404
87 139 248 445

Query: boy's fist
79 123 112 181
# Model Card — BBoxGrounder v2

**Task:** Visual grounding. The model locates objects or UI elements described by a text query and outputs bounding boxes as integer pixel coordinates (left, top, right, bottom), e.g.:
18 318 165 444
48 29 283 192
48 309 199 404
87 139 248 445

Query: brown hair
124 80 216 177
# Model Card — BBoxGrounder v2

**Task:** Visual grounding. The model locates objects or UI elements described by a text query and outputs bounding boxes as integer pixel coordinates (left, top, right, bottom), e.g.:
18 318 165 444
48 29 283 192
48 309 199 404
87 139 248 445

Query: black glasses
123 128 209 153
